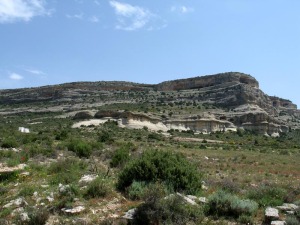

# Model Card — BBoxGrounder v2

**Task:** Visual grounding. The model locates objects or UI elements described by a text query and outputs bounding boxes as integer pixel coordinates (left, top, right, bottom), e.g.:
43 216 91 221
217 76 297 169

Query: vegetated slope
0 72 300 135
0 73 300 224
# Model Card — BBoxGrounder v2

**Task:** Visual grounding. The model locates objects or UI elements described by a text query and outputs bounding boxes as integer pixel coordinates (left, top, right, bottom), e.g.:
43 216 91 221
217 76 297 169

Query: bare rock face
94 110 123 119
73 111 93 120
156 72 259 91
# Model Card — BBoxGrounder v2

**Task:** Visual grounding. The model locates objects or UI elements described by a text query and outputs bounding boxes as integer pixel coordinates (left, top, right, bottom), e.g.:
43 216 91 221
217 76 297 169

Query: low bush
27 144 54 157
15 207 49 225
0 171 19 183
110 145 130 168
0 185 8 196
133 183 204 225
237 214 255 225
206 191 258 219
127 181 147 200
247 185 287 207
48 158 87 184
117 150 202 194
67 139 93 158
98 130 114 143
295 207 300 221
286 215 300 225
148 133 163 141
52 184 80 212
84 177 111 198
1 137 18 148
18 185 35 197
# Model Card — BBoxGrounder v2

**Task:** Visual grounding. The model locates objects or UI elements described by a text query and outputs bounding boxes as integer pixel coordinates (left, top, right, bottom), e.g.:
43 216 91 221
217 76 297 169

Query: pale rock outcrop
271 221 286 225
123 208 136 220
265 207 280 221
62 206 85 214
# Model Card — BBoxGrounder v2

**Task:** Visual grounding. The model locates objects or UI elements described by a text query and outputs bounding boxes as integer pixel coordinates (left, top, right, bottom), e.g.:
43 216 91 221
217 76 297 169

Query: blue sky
0 0 300 107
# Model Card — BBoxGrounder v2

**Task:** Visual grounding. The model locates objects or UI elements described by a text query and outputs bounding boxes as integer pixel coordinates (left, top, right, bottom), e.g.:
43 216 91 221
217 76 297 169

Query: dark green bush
206 191 258 219
55 129 68 141
247 185 287 207
67 139 92 158
0 171 19 183
1 137 18 148
133 183 204 225
117 150 202 194
110 145 130 168
84 177 111 198
148 133 163 141
98 130 114 143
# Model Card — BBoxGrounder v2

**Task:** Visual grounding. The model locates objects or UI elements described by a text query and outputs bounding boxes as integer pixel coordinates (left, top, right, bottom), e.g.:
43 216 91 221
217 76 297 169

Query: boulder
123 208 136 220
176 193 197 205
271 221 286 225
19 212 30 222
199 197 207 204
265 207 280 221
62 206 85 214
277 203 299 211
4 198 28 208
79 174 98 186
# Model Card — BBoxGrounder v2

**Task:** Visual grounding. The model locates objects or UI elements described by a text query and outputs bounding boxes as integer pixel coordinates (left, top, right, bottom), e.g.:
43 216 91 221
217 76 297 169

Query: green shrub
206 191 258 219
1 137 18 148
127 181 147 200
0 185 8 196
286 215 300 225
84 177 111 198
133 183 204 225
295 207 300 221
18 185 35 197
55 130 69 141
98 131 114 143
67 139 92 158
0 171 19 183
247 185 287 207
48 158 87 184
15 207 49 225
110 146 130 168
52 184 80 212
0 208 11 219
148 133 163 141
117 150 202 194
238 214 254 225
26 143 54 157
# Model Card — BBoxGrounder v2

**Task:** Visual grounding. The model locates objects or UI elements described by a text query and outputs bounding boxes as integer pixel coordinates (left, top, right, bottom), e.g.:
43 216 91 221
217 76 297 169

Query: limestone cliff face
155 72 275 113
93 110 235 133
165 119 234 133
269 96 297 109
1 72 299 135
155 72 259 91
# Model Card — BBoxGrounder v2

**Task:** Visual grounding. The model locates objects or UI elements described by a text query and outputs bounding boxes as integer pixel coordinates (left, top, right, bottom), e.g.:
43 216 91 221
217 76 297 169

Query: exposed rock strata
1 72 299 135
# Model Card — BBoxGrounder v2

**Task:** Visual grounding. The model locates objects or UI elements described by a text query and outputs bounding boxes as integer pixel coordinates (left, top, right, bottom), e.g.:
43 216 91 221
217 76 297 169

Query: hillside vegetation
0 73 299 224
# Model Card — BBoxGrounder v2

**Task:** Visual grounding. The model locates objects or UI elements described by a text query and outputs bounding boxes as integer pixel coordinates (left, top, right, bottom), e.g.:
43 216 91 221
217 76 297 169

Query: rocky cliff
0 72 299 135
